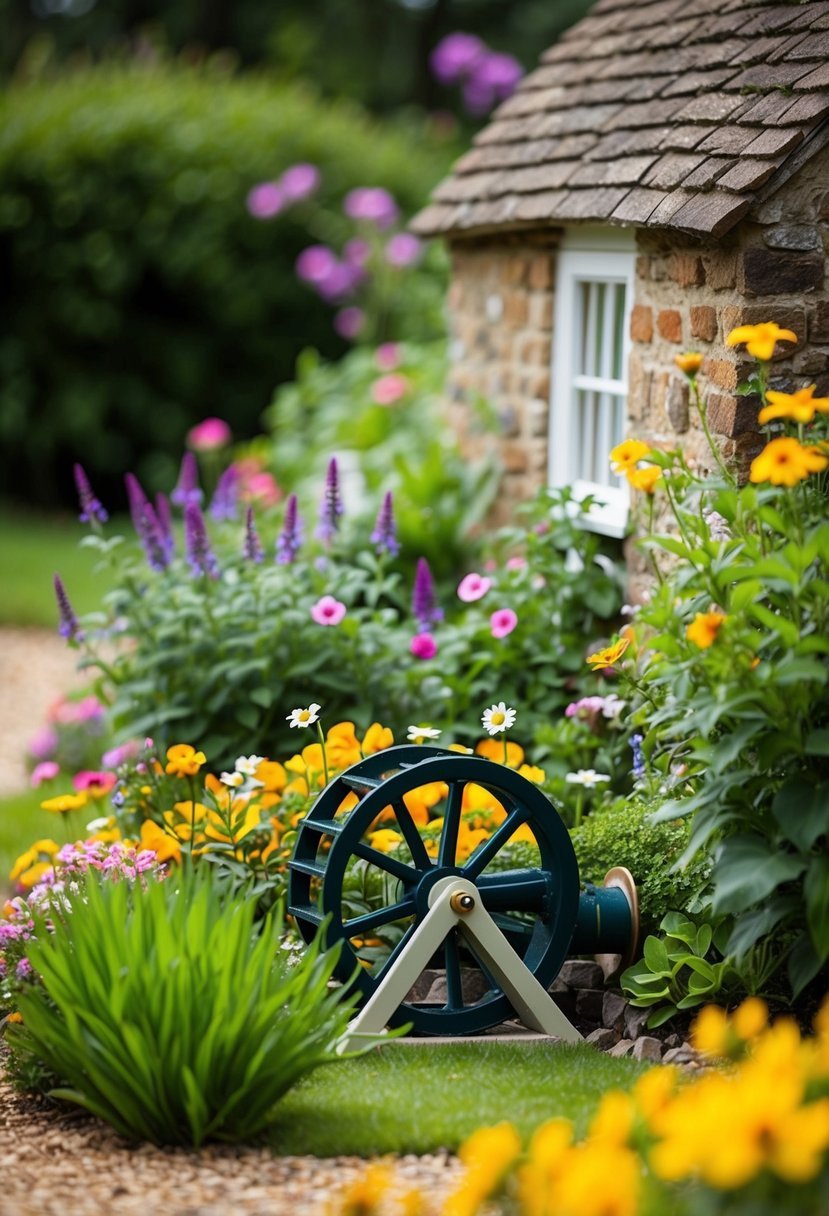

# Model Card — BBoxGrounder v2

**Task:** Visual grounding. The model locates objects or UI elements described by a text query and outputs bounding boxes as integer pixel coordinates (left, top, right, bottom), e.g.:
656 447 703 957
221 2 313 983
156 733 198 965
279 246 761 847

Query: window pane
576 388 626 487
612 283 626 382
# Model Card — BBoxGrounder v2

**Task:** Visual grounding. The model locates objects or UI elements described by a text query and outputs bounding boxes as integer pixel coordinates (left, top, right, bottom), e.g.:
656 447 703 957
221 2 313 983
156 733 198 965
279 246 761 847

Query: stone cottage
412 0 829 541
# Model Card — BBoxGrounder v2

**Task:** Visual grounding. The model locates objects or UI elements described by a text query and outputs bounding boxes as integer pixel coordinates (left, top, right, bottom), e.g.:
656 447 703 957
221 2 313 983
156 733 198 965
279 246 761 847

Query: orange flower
610 439 650 474
165 744 206 778
139 819 182 864
256 760 287 793
687 611 726 649
586 637 630 669
759 385 829 426
361 723 394 754
674 352 703 376
626 465 661 494
326 722 362 770
726 322 797 362
750 437 828 487
475 738 525 767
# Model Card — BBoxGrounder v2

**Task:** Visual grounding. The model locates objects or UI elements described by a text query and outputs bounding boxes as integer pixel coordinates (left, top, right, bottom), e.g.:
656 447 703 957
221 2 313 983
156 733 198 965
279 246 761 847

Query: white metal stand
338 874 582 1052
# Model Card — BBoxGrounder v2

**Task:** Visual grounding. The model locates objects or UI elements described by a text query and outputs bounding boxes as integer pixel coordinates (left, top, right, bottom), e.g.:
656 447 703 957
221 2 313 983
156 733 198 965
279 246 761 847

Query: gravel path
0 628 83 792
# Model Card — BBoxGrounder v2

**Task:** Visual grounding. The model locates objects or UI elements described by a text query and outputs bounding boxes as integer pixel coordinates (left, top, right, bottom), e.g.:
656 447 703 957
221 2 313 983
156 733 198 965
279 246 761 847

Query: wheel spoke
462 807 529 879
353 843 420 886
491 913 535 952
392 799 433 871
444 933 464 1011
438 781 465 867
344 897 415 936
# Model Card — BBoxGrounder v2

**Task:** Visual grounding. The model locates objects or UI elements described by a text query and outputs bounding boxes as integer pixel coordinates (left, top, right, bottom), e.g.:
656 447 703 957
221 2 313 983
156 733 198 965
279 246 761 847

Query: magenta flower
311 595 347 626
246 181 284 219
490 608 518 639
343 187 399 230
54 574 83 643
73 463 108 526
385 233 422 268
410 632 438 660
376 343 400 371
334 306 366 340
101 740 140 769
73 770 117 793
430 32 485 83
463 51 524 114
372 374 410 406
276 493 303 565
243 470 281 508
187 417 231 451
296 245 339 285
31 760 59 787
458 572 492 602
279 163 320 201
171 452 203 507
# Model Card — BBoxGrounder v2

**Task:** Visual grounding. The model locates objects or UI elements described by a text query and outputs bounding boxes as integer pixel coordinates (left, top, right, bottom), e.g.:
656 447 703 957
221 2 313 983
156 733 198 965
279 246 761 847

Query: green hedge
0 61 453 507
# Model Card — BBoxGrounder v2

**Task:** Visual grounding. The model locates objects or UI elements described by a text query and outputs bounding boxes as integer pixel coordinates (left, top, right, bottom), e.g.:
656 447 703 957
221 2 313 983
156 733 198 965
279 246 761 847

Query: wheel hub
412 865 465 918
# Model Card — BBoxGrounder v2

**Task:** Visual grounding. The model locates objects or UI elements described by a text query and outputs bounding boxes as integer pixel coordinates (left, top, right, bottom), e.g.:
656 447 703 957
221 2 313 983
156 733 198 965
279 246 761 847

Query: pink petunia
490 608 518 639
278 163 320 202
31 761 59 787
187 417 231 451
246 182 284 220
457 572 492 602
73 770 117 794
311 595 347 626
371 374 410 406
375 343 400 371
506 556 527 571
385 233 422 267
410 632 437 660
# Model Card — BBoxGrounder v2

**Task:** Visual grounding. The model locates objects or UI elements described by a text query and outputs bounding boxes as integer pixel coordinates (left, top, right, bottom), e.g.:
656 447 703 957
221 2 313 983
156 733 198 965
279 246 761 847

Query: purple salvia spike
124 472 150 535
315 456 344 544
243 506 264 564
209 464 241 522
171 451 203 507
73 463 108 526
412 557 442 632
276 493 303 565
370 490 399 557
138 502 170 573
54 574 84 642
184 502 220 579
154 492 175 560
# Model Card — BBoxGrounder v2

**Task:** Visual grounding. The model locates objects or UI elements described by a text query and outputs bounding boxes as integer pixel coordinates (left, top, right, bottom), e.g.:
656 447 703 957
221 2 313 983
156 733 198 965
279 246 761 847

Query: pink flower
73 770 117 794
458 572 492 602
311 595 347 626
28 726 58 760
506 556 527 571
101 740 140 769
376 343 400 371
246 182 284 219
483 558 497 573
31 760 59 787
335 307 366 340
490 608 518 639
343 238 371 267
187 417 231 451
410 632 437 660
343 187 399 229
296 245 339 285
385 233 422 267
241 471 281 508
371 374 410 406
278 163 320 201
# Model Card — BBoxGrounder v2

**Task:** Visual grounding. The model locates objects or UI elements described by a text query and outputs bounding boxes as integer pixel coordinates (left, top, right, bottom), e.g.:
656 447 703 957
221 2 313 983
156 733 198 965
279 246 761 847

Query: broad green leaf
713 836 806 917
772 780 828 852
805 855 829 964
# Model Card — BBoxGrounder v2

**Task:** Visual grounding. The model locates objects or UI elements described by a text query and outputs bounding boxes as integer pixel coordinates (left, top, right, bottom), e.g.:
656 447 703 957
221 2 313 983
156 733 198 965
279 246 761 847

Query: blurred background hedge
0 61 455 507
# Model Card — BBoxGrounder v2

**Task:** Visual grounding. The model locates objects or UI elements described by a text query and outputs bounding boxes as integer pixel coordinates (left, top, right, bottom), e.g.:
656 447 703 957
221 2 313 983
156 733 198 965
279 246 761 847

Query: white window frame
549 227 636 538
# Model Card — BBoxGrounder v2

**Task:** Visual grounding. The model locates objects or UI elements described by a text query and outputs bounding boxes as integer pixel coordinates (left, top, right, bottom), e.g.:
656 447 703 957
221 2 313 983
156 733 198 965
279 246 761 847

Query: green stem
692 379 733 485
646 494 664 586
187 775 197 860
573 790 584 831
317 721 330 788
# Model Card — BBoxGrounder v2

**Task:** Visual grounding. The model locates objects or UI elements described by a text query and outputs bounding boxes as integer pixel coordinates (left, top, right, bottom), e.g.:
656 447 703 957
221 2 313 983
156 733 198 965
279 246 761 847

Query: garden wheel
288 745 580 1036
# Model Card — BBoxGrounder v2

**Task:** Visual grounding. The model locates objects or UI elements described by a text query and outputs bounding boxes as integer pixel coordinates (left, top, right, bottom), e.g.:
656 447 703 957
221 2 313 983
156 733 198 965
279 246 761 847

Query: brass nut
450 891 475 914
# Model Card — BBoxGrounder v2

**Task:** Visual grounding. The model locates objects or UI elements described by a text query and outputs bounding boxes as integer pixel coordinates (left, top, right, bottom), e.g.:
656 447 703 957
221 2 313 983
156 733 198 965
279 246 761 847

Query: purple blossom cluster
315 457 344 545
276 493 303 565
73 463 108 526
370 491 400 558
430 32 524 116
246 162 320 220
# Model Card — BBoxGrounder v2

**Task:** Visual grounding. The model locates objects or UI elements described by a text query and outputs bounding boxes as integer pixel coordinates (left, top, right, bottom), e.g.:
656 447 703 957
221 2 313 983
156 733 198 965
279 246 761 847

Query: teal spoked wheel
288 744 580 1036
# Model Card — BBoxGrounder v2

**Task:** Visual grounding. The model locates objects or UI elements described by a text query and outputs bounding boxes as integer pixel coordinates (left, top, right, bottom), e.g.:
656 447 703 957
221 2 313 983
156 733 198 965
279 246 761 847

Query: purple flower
28 727 58 761
316 458 344 544
412 557 442 632
31 760 59 787
16 957 33 980
154 493 175 560
276 494 303 565
385 233 422 268
279 163 320 202
334 306 365 340
370 491 400 557
124 472 150 534
243 506 264 564
184 503 219 579
429 32 486 84
343 238 371 267
246 181 284 219
137 502 171 573
101 740 140 769
54 574 83 643
296 245 339 285
171 452 203 507
316 261 362 303
343 187 399 230
209 464 241 522
463 52 524 114
630 734 645 781
73 463 108 526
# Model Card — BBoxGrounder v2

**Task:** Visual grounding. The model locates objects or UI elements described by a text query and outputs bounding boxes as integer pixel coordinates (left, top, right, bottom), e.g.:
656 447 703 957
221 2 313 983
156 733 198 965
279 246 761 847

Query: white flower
481 702 517 736
287 703 321 729
565 769 611 788
85 816 111 833
600 695 626 721
220 770 245 788
234 754 265 776
407 725 442 744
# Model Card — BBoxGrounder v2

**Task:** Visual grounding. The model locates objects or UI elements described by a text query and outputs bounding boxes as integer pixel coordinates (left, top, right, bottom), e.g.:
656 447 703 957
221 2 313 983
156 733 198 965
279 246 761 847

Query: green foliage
6 871 359 1145
571 795 711 931
0 60 453 507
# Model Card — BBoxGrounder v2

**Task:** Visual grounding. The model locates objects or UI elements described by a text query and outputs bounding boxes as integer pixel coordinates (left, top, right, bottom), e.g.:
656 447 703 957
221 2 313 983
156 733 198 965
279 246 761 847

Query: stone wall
445 233 560 525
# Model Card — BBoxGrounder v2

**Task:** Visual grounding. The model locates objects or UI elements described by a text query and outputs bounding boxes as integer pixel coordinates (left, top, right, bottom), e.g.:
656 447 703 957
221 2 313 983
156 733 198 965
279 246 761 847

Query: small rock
663 1033 682 1050
550 975 570 994
608 1038 635 1057
665 376 690 433
602 990 628 1035
575 988 605 1022
623 1004 651 1040
406 970 441 1002
662 1046 696 1065
585 1027 618 1050
763 224 822 252
558 959 604 990
631 1036 664 1062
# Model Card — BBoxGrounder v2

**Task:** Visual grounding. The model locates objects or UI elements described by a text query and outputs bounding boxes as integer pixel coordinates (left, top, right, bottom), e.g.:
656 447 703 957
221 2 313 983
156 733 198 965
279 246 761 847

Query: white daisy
220 770 245 788
287 703 321 729
481 702 517 736
234 754 265 776
406 725 442 744
565 769 611 788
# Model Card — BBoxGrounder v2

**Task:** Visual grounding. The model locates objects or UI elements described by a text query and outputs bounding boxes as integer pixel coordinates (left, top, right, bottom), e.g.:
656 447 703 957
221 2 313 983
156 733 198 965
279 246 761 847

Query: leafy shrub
0 60 453 507
6 871 359 1145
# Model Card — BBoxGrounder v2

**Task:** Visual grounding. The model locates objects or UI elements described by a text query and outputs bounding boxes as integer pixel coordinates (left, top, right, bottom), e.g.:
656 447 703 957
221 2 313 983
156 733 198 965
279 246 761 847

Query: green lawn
268 1041 647 1156
0 788 63 881
0 505 118 627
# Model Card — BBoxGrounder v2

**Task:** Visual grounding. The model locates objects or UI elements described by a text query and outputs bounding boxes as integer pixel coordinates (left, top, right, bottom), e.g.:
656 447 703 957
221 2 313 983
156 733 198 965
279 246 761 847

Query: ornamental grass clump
5 872 360 1146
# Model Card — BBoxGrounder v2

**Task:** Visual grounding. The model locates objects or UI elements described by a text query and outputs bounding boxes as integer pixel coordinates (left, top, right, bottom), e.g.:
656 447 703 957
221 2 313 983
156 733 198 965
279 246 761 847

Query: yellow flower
732 996 768 1041
626 464 661 494
554 1142 640 1216
14 861 54 889
165 744 206 777
445 1123 522 1216
589 1091 636 1147
686 610 727 649
518 763 545 784
326 721 362 770
586 637 630 669
5 1011 23 1024
256 760 287 793
139 819 182 864
475 738 525 767
633 1065 679 1126
750 436 829 486
367 828 403 853
361 722 394 755
338 1163 393 1216
759 384 829 425
40 792 88 814
674 351 703 376
610 439 650 474
726 322 798 361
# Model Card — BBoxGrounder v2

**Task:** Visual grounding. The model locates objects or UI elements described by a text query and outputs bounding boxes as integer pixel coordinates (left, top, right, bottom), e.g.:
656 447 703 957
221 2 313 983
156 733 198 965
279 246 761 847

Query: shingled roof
412 0 829 240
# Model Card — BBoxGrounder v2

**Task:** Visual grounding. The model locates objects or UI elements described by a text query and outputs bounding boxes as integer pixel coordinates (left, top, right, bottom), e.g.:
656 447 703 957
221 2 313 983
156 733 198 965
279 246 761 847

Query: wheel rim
288 745 580 1035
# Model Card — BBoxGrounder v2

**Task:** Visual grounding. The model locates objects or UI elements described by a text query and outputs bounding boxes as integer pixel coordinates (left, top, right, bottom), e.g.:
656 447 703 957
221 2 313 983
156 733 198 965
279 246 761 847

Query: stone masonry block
690 305 718 342
702 250 738 290
665 376 690 433
630 304 654 343
528 253 553 291
740 248 824 296
702 357 739 390
808 302 829 343
708 392 761 437
657 309 683 343
669 253 705 287
721 304 806 349
503 294 530 328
